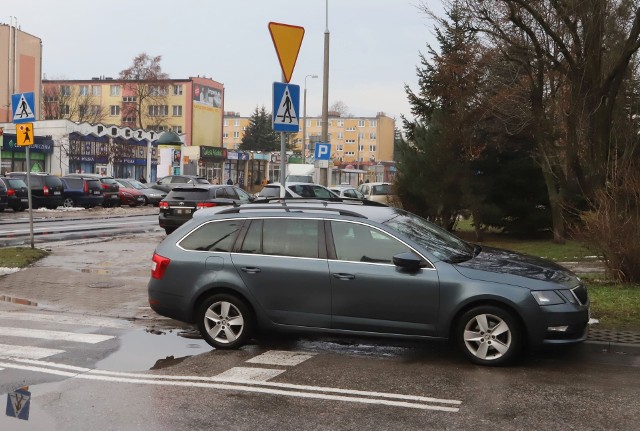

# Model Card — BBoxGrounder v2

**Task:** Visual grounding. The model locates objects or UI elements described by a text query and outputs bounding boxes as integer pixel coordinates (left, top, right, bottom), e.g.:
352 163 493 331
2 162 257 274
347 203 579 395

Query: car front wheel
456 305 521 366
63 197 75 208
197 294 253 350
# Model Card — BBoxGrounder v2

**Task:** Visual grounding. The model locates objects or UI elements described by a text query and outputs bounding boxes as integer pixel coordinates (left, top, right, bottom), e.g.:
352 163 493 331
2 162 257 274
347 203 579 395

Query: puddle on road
96 328 209 372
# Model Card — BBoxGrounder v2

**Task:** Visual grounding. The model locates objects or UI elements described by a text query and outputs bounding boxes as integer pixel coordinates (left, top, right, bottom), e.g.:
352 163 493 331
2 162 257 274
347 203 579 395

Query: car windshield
195 178 210 184
258 186 281 198
372 184 391 195
381 209 475 262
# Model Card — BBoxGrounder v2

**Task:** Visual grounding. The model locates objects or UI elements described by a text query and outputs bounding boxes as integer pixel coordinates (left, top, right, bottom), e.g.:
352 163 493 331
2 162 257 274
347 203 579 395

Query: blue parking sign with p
314 142 331 160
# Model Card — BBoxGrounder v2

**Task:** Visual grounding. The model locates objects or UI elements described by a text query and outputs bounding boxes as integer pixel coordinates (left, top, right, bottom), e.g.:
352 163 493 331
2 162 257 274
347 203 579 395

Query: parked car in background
148 201 591 366
151 175 210 194
257 182 338 199
116 178 166 206
6 172 64 209
118 184 147 207
59 177 104 208
159 185 254 234
329 185 366 200
64 173 120 207
357 182 397 205
0 178 7 211
0 177 28 211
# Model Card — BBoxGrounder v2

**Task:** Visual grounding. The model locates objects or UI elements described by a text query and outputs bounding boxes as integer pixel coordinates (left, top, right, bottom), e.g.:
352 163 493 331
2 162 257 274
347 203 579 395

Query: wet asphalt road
0 208 639 430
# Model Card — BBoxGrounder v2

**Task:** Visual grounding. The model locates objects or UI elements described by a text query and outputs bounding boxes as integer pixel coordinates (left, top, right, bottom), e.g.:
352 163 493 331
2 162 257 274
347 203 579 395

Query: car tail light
101 183 109 190
159 201 169 209
151 253 171 279
7 189 15 197
43 185 49 196
84 181 89 193
196 202 217 209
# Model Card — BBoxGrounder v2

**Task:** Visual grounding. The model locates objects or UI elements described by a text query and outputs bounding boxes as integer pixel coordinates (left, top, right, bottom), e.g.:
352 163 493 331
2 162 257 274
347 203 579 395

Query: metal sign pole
25 146 34 248
279 73 286 186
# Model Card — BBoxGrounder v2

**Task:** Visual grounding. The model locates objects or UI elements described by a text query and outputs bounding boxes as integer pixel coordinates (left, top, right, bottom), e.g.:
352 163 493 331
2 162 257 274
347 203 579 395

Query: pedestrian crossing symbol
11 92 36 124
6 387 31 421
272 82 300 132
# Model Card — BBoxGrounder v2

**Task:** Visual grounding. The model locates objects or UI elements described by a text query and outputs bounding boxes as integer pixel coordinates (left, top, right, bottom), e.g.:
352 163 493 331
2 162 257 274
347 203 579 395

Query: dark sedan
158 185 254 234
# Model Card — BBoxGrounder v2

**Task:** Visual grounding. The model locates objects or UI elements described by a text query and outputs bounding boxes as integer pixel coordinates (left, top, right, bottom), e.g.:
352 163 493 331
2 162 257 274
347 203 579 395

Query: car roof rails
252 196 388 207
217 201 370 218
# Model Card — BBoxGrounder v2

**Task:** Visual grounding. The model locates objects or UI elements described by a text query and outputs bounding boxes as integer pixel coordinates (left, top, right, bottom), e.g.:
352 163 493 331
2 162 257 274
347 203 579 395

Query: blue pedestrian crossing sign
6 387 31 421
12 92 36 124
272 82 300 132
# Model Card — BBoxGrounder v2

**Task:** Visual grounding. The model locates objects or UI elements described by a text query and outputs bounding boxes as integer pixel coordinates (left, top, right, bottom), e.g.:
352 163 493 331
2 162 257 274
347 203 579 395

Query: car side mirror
393 252 423 271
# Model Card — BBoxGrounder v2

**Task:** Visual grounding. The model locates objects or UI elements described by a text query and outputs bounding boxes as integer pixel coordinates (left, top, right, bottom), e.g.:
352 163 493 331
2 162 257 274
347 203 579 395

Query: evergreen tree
239 106 280 151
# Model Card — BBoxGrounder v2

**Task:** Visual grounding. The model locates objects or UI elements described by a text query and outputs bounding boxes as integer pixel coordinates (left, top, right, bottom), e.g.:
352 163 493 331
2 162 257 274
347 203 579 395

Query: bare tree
42 84 108 124
330 100 351 117
119 53 170 130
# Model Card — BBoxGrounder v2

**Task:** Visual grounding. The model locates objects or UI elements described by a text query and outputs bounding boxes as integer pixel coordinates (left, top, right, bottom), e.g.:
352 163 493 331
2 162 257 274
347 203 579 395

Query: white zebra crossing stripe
0 311 130 329
213 366 285 382
246 350 316 366
0 344 65 360
0 327 113 344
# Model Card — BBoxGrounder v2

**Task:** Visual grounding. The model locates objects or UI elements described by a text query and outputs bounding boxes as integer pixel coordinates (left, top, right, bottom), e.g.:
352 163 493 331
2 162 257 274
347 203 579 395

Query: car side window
330 221 412 264
179 220 243 252
242 218 320 258
234 187 253 202
344 189 356 198
224 186 238 199
159 177 172 185
312 186 333 198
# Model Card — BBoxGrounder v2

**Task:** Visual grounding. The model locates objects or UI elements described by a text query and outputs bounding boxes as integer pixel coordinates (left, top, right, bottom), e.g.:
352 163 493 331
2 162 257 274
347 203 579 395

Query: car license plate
54 191 61 195
175 208 190 215
21 198 28 202
93 191 101 195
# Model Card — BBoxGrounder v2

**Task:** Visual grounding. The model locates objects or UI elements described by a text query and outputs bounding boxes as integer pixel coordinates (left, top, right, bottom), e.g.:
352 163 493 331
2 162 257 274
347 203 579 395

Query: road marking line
4 358 462 407
0 327 113 344
213 366 285 382
247 350 316 366
0 361 459 411
0 344 64 359
0 311 130 329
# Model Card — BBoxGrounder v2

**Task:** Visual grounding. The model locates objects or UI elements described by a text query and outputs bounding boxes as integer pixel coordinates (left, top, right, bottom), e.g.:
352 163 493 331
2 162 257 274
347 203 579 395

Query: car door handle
332 273 355 280
241 267 261 274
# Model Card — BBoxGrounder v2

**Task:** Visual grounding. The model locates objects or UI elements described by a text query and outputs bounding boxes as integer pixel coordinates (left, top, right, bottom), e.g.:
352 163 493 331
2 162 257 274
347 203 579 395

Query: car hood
453 246 580 289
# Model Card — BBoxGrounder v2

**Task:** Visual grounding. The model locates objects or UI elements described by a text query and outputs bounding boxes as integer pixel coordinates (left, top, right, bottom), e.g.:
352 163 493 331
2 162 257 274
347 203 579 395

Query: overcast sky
5 0 441 122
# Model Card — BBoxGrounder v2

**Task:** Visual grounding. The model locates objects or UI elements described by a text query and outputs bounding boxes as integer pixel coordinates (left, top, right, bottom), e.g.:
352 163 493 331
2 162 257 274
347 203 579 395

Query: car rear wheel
456 305 521 366
63 197 75 208
197 294 253 350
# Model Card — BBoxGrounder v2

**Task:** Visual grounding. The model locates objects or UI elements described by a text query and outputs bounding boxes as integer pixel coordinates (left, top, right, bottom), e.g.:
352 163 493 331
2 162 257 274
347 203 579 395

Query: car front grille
571 284 588 305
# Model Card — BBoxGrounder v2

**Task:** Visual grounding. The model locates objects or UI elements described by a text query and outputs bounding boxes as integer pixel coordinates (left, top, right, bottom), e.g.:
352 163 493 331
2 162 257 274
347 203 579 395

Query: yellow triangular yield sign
268 22 305 83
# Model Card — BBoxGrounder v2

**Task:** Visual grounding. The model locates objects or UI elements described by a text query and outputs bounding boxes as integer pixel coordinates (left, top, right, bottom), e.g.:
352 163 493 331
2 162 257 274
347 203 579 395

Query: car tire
197 294 253 350
164 227 175 235
63 197 75 208
456 305 522 366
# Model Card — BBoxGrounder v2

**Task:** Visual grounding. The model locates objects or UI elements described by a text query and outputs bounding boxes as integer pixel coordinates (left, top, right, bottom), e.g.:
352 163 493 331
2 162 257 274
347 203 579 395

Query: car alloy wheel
457 305 521 366
63 197 75 208
197 294 253 350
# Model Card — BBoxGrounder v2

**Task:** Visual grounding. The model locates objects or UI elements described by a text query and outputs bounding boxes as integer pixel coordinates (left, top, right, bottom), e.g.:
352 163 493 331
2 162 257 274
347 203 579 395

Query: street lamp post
303 74 318 161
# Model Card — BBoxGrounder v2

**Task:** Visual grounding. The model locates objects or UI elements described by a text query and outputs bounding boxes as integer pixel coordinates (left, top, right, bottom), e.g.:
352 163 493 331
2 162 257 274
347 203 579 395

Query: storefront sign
200 146 227 160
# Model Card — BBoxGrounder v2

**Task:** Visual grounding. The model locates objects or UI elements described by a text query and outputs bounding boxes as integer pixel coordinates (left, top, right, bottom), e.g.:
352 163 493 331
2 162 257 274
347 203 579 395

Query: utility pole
320 0 330 186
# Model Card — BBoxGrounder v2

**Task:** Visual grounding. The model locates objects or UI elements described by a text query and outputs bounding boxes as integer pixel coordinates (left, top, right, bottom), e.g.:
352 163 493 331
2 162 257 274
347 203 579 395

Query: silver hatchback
148 201 590 366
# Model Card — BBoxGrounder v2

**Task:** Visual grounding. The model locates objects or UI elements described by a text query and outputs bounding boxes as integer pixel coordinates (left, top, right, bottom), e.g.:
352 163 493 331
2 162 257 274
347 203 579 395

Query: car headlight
123 192 132 198
531 290 565 306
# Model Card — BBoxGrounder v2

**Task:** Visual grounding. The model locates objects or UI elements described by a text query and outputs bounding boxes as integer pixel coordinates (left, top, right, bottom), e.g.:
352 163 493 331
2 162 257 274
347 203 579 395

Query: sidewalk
0 235 638 347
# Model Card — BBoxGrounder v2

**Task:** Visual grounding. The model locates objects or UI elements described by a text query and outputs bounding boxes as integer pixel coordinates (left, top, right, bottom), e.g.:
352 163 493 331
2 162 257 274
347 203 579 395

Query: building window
223 132 229 138
92 85 101 96
79 85 89 96
171 126 183 134
345 139 355 144
224 120 229 126
337 120 344 127
173 84 183 96
358 132 364 140
91 105 100 115
358 144 364 152
369 145 376 152
61 105 70 116
110 105 120 116
110 85 121 96
234 120 240 126
345 151 355 156
316 120 321 127
369 132 376 139
306 119 311 127
172 105 183 116
148 105 168 116
336 144 343 151
44 96 58 103
346 126 356 132
370 120 377 127
233 131 240 138
358 120 365 127
122 96 137 103
60 85 71 96
149 85 168 96
122 116 135 123
337 132 344 140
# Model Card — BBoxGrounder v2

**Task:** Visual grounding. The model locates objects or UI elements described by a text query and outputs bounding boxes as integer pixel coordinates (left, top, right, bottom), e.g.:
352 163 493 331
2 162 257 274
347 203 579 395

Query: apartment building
223 111 396 164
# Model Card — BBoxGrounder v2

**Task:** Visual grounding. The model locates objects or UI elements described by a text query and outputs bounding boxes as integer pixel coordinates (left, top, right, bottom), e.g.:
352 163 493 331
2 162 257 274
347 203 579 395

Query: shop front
1 133 53 174
198 146 227 183
225 150 249 187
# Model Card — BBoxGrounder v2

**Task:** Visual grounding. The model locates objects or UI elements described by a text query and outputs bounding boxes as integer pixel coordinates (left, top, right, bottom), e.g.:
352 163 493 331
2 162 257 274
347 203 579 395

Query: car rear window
5 179 27 188
101 178 119 185
258 186 281 198
86 180 101 189
372 184 391 195
166 188 213 200
179 220 244 252
195 178 210 184
44 176 63 188
63 178 83 188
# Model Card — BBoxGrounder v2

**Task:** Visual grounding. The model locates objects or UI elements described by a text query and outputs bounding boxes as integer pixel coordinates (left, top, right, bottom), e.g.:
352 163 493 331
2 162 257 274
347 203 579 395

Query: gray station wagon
147 201 590 366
